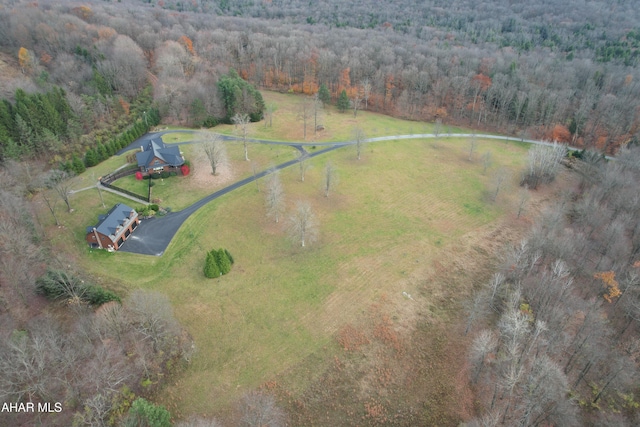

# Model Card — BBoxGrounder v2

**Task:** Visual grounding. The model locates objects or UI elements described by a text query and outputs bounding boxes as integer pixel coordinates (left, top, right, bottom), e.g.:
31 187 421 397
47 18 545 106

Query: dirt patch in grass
189 143 236 190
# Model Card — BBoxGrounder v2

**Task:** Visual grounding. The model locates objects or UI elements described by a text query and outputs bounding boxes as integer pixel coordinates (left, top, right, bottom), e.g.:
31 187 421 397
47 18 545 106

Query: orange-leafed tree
594 271 621 303
179 35 195 55
118 97 130 116
551 124 572 143
18 47 32 74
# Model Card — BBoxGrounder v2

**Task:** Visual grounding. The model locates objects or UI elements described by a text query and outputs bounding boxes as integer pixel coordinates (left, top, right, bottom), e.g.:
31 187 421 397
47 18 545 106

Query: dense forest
1 0 640 164
1 0 640 425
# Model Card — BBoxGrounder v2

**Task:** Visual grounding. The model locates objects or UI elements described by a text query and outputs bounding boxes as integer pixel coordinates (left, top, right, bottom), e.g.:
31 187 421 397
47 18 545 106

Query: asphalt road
117 130 595 256
118 141 345 255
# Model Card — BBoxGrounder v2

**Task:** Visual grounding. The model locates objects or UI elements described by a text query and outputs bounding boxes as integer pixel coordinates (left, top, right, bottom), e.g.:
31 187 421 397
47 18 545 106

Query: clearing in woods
42 91 534 423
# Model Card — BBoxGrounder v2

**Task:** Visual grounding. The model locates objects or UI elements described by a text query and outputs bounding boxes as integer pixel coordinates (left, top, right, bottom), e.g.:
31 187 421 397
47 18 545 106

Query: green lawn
42 91 530 418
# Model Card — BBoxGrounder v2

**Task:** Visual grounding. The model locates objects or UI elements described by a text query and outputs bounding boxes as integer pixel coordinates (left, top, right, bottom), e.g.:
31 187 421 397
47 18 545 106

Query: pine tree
204 251 221 278
337 89 350 113
318 83 331 105
84 149 98 167
72 154 86 174
215 249 232 275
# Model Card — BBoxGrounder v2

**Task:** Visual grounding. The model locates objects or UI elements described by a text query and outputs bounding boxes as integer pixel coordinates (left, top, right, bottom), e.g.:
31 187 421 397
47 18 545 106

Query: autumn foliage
594 271 621 303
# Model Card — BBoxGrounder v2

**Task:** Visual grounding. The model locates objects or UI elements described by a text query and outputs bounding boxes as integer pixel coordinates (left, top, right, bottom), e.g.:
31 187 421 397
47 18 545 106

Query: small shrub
148 204 159 212
160 171 170 179
169 171 177 177
202 116 219 128
84 285 121 305
150 173 161 179
124 398 171 427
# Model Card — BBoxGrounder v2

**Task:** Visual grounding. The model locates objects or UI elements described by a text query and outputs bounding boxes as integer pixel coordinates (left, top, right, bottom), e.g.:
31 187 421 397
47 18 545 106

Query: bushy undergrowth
36 269 121 305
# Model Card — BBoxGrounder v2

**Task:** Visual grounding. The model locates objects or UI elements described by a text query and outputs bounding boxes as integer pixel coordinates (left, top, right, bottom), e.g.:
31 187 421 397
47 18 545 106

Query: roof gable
136 138 184 168
87 203 137 240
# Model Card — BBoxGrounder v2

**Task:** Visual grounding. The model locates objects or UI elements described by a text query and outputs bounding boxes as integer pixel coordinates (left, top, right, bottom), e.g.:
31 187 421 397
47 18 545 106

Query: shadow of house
86 203 139 251
136 138 185 175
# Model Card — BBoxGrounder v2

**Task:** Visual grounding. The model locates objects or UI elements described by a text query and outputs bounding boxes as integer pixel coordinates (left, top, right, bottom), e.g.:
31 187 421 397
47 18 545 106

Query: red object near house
135 171 143 180
181 164 190 176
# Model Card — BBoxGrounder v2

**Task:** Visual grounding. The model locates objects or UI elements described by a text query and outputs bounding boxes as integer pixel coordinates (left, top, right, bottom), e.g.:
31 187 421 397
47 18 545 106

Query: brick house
86 203 139 250
136 138 185 174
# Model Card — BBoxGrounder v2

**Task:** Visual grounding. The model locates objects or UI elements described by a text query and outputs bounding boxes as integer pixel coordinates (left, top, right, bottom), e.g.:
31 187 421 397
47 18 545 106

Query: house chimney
92 227 103 249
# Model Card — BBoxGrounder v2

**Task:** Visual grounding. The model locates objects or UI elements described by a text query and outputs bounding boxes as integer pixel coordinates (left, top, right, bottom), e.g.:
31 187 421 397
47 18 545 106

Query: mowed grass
38 91 530 418
215 91 468 143
113 141 296 210
54 125 528 417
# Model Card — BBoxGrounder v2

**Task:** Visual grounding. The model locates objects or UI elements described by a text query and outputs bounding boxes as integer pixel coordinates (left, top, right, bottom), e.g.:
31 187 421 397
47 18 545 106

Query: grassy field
215 91 469 143
41 92 530 421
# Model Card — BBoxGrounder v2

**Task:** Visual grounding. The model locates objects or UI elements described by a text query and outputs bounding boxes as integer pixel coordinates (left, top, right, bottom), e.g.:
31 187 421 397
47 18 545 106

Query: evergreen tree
72 154 86 174
84 149 98 167
318 83 331 105
96 143 108 162
215 249 232 275
204 251 221 278
217 69 265 123
337 89 350 113
125 398 171 427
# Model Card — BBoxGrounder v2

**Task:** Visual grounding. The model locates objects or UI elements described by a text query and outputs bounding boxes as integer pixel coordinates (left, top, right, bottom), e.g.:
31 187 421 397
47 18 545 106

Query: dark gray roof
135 138 184 168
86 203 137 240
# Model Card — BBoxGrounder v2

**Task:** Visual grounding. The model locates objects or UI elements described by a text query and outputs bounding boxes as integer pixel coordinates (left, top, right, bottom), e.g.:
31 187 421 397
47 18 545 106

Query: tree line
466 145 640 426
1 0 639 158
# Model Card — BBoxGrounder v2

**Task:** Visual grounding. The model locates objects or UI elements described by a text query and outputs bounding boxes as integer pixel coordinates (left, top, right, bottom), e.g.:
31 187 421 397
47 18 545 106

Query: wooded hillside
1 0 639 162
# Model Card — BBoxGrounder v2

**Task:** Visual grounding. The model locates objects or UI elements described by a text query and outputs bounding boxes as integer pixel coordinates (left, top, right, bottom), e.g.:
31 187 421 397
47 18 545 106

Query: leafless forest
1 0 640 425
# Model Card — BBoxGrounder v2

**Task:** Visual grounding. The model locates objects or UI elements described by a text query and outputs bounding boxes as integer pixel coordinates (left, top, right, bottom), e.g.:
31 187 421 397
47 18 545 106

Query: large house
136 138 185 174
86 203 139 250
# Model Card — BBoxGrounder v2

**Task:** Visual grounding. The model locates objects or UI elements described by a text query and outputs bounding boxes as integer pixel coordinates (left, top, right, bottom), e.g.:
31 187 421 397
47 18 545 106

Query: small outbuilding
136 138 184 174
86 203 139 250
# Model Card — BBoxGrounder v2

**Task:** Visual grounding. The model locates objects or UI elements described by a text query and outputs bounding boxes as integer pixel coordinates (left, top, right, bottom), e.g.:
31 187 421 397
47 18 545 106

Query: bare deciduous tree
323 162 337 198
482 151 493 174
298 155 310 182
491 167 510 202
361 79 372 110
201 132 227 175
468 136 478 161
469 329 498 383
298 97 312 140
433 118 443 137
265 169 285 223
288 201 318 248
46 169 75 213
264 102 277 128
521 143 567 189
238 391 286 427
126 289 180 353
516 185 530 219
232 112 251 161
353 127 366 160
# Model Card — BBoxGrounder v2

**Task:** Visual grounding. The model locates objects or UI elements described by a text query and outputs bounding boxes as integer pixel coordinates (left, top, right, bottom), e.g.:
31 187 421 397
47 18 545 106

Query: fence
100 166 150 202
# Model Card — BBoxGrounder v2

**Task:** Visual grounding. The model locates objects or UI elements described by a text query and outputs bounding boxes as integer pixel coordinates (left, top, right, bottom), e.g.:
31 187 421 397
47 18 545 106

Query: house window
117 237 124 247
132 221 138 230
125 229 131 238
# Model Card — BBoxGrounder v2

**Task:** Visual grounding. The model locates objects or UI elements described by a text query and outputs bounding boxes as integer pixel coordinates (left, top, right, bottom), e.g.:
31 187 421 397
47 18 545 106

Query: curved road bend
119 143 346 256
117 131 600 256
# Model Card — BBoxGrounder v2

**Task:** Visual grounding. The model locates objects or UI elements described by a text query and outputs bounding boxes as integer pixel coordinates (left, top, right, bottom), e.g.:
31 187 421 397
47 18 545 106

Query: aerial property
86 203 139 250
136 138 185 175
